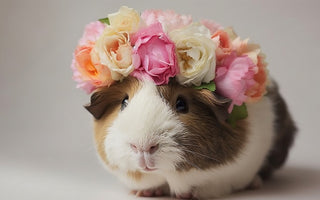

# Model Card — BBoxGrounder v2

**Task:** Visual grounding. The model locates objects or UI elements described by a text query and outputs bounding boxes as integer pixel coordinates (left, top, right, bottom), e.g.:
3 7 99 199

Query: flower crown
71 6 268 121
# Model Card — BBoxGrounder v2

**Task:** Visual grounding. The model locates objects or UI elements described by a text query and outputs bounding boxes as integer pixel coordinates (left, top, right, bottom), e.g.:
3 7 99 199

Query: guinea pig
85 76 296 199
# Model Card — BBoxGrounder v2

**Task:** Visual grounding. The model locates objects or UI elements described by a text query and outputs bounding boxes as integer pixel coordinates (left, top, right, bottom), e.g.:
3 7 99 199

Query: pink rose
215 52 257 113
131 23 178 85
141 10 192 31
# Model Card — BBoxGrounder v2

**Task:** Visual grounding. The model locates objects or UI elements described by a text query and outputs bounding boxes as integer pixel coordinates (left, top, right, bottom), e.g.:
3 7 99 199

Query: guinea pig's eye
121 95 129 111
176 96 188 113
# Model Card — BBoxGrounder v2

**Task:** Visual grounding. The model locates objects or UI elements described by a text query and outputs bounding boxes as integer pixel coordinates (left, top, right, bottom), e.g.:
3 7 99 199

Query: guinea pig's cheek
104 128 138 171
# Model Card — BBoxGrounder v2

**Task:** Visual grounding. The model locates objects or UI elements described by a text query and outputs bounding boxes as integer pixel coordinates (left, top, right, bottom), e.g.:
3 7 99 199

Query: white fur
103 80 275 198
104 80 184 188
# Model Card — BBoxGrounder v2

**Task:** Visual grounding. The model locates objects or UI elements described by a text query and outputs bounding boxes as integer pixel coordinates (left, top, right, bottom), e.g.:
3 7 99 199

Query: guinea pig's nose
148 144 159 154
130 143 159 154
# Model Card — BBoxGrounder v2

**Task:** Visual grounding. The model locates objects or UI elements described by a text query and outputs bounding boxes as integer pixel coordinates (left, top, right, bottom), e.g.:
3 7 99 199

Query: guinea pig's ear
84 77 140 119
84 87 122 120
84 90 109 120
198 89 231 122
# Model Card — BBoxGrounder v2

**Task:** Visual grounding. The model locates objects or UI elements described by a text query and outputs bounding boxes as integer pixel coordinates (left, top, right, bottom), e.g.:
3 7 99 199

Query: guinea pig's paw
247 175 263 190
132 185 169 197
175 192 196 199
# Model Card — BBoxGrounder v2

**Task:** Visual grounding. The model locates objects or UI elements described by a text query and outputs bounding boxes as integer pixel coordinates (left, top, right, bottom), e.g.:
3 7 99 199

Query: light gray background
1 0 319 199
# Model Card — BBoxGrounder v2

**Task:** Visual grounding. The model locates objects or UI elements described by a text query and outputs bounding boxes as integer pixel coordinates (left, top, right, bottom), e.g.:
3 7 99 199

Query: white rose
170 23 216 86
95 27 134 81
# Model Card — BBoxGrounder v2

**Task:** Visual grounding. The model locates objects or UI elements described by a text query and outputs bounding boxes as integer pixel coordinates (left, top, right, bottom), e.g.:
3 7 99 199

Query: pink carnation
215 52 257 113
141 9 192 31
78 21 106 46
131 23 178 85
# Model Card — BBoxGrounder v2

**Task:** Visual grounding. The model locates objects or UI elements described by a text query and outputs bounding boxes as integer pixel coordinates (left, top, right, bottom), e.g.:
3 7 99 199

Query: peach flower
74 43 114 88
245 53 268 102
211 30 232 63
200 19 222 34
71 21 113 93
232 37 261 65
71 58 96 94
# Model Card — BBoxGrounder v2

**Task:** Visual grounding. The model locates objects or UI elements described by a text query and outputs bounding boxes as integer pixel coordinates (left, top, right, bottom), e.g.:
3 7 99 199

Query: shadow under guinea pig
219 165 320 200
112 165 320 200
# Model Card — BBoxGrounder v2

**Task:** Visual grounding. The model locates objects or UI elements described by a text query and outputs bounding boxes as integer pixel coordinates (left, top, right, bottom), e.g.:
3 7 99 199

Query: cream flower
95 27 134 81
108 6 140 33
170 23 216 86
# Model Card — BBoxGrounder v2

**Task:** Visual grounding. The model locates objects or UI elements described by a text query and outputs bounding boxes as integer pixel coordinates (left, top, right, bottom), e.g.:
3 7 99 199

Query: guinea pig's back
202 82 297 197
195 92 280 198
258 80 297 180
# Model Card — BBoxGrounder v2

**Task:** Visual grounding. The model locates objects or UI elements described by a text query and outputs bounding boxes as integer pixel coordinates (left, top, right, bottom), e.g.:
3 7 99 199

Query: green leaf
194 81 216 92
99 17 110 25
227 104 248 128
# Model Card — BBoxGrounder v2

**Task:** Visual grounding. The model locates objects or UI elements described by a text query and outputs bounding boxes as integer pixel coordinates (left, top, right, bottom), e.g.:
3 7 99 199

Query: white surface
1 0 320 199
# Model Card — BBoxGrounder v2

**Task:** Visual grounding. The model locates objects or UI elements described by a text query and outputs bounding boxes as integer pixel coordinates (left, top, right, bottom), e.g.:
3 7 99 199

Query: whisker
184 160 201 170
180 147 221 163
178 143 203 148
83 145 95 152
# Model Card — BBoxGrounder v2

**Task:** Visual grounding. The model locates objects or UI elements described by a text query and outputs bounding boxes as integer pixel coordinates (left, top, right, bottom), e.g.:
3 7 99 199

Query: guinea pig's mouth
142 167 158 172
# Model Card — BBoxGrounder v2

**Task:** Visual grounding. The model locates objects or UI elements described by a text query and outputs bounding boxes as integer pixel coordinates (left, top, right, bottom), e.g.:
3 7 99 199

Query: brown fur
127 171 143 181
94 109 119 167
157 80 248 171
258 82 297 180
